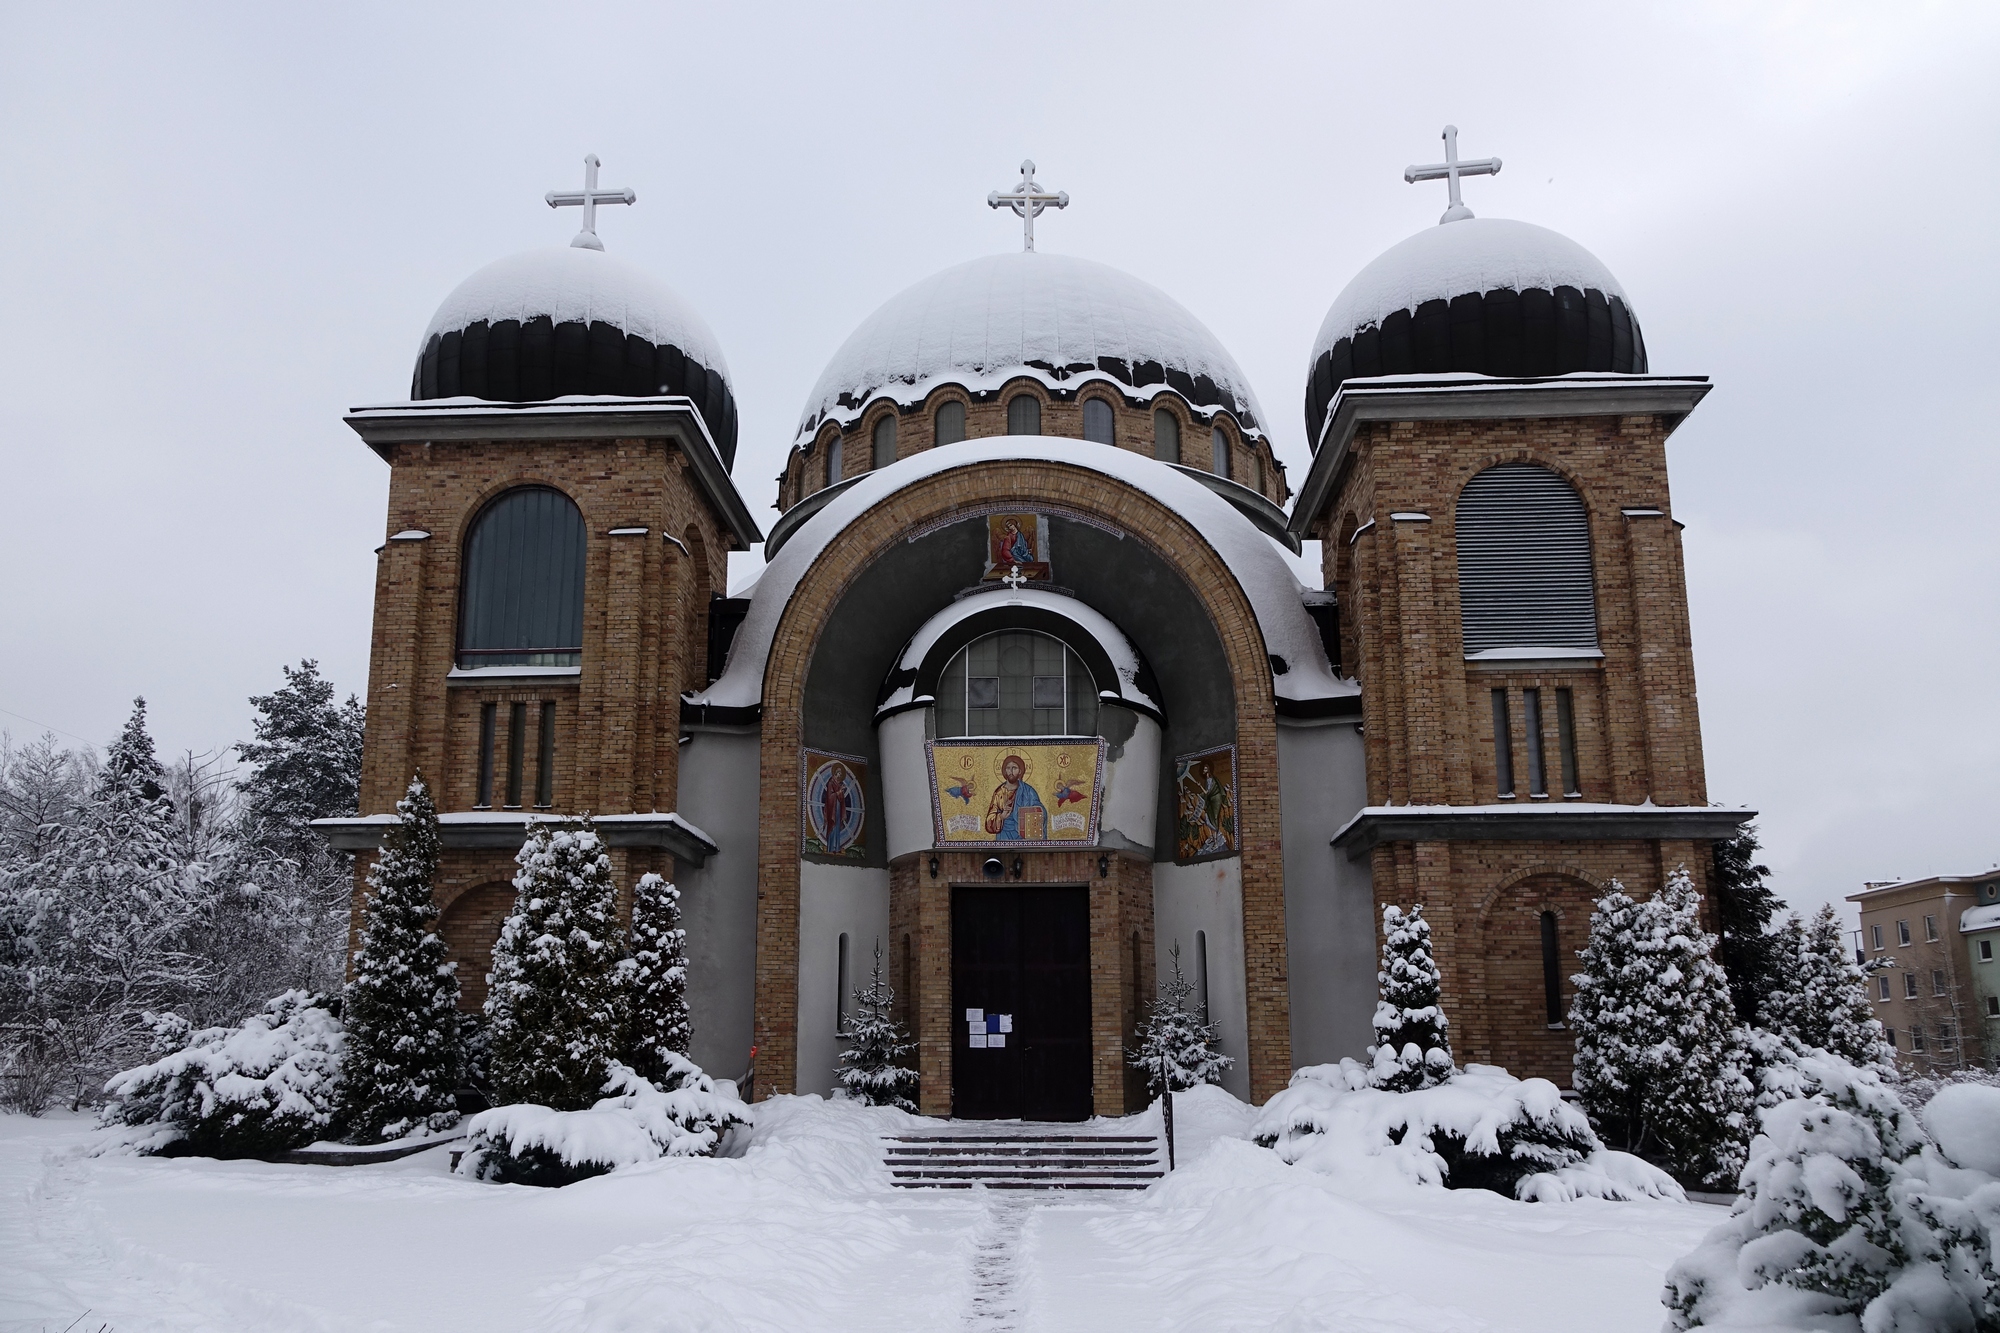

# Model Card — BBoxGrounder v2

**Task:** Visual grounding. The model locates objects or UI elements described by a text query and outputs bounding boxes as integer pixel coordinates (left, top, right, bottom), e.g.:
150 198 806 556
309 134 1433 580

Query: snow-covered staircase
885 1126 1166 1190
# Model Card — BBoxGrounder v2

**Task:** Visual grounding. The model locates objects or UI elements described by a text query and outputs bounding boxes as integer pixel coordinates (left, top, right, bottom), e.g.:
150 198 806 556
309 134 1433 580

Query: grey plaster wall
1277 716 1376 1069
795 861 892 1098
1151 857 1250 1101
674 724 762 1083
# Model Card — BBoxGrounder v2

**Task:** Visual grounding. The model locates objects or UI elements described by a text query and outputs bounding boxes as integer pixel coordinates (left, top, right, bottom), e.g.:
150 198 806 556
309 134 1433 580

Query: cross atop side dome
1404 125 1501 226
545 154 635 251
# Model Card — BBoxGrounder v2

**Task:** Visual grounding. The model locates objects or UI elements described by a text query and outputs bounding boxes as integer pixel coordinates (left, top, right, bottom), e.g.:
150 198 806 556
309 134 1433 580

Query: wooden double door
950 885 1093 1121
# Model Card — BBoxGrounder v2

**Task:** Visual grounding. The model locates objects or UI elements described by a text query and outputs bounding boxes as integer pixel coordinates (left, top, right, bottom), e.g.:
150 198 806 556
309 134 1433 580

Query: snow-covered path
0 1096 1725 1333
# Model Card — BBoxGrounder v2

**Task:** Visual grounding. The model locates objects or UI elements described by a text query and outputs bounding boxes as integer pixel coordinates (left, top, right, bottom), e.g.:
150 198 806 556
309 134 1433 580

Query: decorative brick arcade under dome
325 139 1750 1127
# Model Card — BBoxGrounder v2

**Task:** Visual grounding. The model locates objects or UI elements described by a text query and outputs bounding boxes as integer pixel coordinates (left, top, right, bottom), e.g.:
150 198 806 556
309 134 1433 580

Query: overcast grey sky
2 2 1994 921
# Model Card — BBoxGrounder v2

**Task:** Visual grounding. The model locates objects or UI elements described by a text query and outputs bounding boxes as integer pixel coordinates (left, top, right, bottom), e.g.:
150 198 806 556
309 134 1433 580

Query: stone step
884 1128 1167 1191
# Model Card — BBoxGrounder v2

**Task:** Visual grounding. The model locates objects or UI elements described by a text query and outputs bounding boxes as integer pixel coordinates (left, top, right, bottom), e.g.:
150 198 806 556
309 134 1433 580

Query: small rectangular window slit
506 701 526 808
536 701 556 807
476 703 497 808
1523 688 1547 797
1491 689 1515 798
1555 687 1579 796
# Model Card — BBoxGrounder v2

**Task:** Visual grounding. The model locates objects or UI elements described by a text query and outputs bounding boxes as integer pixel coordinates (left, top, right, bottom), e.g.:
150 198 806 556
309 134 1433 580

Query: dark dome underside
1305 285 1646 446
414 318 739 466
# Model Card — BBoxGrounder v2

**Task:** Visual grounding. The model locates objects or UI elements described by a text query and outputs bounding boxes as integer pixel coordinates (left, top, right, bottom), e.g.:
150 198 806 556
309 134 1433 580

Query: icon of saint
983 753 1045 840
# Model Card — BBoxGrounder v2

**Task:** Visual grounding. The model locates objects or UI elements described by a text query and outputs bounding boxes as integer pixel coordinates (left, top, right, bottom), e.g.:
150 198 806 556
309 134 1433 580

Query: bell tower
1289 134 1751 1082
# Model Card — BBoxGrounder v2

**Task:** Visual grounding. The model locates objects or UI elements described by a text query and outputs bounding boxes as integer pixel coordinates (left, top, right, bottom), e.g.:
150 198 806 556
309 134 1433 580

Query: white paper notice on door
997 1014 1013 1033
969 1033 988 1048
965 1009 983 1023
988 1034 1006 1048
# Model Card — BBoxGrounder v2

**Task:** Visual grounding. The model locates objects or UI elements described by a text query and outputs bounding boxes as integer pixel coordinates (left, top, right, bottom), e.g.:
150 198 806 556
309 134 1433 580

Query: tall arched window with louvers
1454 463 1598 658
457 486 586 669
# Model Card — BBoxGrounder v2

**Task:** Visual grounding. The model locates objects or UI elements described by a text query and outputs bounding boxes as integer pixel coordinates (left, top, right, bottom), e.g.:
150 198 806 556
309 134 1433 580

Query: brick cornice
750 459 1294 1103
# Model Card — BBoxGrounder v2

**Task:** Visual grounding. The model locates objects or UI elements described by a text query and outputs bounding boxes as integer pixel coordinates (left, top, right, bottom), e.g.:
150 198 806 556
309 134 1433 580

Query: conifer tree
1710 827 1782 1027
1367 904 1454 1092
1763 903 1896 1074
624 872 692 1085
485 819 627 1110
1571 867 1755 1186
339 773 459 1140
1128 941 1232 1096
836 940 919 1112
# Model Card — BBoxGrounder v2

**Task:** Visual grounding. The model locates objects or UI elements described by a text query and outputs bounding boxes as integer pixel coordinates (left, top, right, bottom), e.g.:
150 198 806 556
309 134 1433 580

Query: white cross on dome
988 160 1069 252
546 154 636 251
1404 126 1501 225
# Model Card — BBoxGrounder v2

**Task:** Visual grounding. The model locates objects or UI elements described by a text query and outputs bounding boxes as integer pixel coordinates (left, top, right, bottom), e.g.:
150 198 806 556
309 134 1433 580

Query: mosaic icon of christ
982 753 1046 840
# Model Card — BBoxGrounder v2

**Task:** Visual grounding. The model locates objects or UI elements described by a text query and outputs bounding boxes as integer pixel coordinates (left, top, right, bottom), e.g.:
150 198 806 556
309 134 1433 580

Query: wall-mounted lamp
982 857 1004 879
928 855 940 880
1010 856 1024 880
1097 855 1110 879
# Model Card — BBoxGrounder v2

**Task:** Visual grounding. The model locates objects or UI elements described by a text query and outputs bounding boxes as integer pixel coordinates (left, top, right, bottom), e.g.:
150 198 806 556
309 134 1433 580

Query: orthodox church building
320 137 1750 1118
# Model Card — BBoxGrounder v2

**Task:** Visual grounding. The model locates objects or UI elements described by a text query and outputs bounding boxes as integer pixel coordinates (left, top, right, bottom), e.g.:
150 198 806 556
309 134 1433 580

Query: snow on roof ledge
876 588 1159 718
688 436 1351 713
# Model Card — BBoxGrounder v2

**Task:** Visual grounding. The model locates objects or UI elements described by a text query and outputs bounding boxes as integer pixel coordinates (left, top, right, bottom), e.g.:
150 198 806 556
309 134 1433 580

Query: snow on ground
2 1089 1726 1333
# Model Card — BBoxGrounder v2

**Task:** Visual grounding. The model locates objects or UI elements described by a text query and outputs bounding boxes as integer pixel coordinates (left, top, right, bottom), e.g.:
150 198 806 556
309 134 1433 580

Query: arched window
934 630 1098 737
1212 425 1231 480
1455 463 1598 657
934 400 966 445
826 432 844 486
1007 393 1042 435
1540 911 1564 1025
1153 409 1180 463
457 486 585 668
872 414 897 468
1082 397 1115 444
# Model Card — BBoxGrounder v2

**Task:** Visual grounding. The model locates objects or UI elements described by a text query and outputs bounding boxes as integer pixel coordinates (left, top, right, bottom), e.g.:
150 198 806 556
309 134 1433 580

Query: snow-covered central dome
796 252 1268 443
1304 218 1647 447
412 247 739 465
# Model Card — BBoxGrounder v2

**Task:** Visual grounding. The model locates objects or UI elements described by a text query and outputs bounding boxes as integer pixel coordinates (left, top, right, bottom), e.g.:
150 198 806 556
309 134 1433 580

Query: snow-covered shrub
458 1057 748 1187
101 990 344 1158
1570 867 1754 1187
1366 904 1452 1092
1128 940 1232 1096
338 773 459 1141
1899 1065 2000 1115
1663 1050 1999 1331
485 819 627 1110
837 939 920 1112
1762 904 1896 1076
623 872 691 1083
1253 1060 1680 1202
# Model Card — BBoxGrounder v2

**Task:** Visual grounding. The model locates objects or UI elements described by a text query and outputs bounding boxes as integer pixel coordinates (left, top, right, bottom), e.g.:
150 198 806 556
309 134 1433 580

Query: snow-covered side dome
796 252 1268 444
412 247 739 465
1304 218 1646 447
692 437 1350 713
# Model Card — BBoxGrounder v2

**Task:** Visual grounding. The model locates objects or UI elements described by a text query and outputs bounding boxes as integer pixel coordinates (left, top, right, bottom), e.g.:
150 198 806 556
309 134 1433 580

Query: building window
1007 393 1041 435
1982 939 1994 962
1933 969 1948 997
872 414 897 469
1455 463 1598 658
1212 425 1231 480
1153 409 1180 463
457 486 586 668
1872 923 1884 950
836 932 852 1034
1987 995 1999 1017
1554 687 1580 796
536 701 556 807
1924 915 1939 941
505 701 527 808
1491 690 1515 797
1885 1027 1898 1048
935 400 966 445
935 630 1098 737
476 702 497 808
1083 397 1115 444
1522 688 1548 797
1540 911 1564 1026
1898 920 1911 946
1905 972 1919 999
1938 1022 1957 1049
1912 1027 1927 1052
1878 975 1892 1001
827 433 843 485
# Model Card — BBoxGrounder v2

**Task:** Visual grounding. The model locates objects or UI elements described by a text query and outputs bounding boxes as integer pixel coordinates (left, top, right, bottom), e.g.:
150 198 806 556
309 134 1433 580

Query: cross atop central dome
794 250 1268 445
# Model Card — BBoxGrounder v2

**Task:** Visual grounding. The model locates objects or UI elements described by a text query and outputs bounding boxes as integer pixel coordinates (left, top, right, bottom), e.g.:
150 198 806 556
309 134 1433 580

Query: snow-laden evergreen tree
339 773 459 1140
1570 867 1755 1186
485 819 627 1111
623 872 691 1085
1761 904 1897 1076
836 939 919 1112
1128 940 1233 1096
1711 827 1783 1027
1367 904 1454 1092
